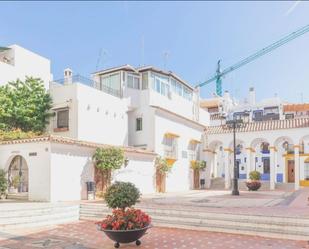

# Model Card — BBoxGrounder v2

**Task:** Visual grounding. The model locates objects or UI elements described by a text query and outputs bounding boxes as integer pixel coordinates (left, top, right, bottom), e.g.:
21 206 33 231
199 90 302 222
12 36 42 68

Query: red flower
95 208 151 231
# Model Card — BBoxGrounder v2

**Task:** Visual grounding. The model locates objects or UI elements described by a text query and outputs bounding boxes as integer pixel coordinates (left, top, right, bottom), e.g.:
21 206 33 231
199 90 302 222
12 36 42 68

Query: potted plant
246 170 261 191
96 182 152 248
0 169 8 199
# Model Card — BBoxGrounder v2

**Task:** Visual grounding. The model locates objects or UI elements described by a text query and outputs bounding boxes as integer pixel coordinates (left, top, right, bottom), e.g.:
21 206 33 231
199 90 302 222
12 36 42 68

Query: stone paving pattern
0 221 308 249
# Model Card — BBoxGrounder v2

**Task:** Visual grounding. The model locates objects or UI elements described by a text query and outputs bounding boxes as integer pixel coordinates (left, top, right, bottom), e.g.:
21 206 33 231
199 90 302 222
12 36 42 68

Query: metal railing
164 145 178 159
53 74 121 98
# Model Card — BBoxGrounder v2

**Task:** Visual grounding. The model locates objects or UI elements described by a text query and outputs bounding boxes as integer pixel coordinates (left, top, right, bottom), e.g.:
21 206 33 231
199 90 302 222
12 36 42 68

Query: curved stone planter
246 181 261 191
97 225 151 248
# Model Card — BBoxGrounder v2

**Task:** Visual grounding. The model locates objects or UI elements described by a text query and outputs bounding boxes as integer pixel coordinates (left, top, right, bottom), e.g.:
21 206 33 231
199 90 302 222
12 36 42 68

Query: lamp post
225 112 249 196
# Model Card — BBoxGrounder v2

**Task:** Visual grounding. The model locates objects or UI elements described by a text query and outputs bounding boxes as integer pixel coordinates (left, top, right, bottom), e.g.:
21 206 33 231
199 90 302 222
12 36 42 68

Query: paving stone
0 221 308 249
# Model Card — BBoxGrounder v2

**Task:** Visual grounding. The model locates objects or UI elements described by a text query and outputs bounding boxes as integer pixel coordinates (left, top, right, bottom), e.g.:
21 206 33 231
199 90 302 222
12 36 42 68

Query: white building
202 88 309 190
0 45 51 88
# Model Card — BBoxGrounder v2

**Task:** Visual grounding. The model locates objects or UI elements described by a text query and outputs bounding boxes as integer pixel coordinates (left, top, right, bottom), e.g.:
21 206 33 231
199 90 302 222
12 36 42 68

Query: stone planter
97 225 151 248
246 180 261 191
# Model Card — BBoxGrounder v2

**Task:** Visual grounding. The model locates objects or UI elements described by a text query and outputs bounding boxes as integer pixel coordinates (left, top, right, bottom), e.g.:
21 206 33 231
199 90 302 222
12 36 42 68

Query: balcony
53 74 121 98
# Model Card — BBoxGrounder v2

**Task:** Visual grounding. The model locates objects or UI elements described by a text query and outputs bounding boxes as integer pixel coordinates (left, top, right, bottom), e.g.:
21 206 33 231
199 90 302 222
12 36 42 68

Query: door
288 160 295 183
193 169 200 189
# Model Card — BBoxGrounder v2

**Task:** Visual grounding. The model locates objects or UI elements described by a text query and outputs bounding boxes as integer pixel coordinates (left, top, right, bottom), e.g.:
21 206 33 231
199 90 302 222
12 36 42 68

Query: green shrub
0 169 8 196
104 182 140 209
155 156 170 175
249 170 261 181
93 147 125 191
0 129 42 141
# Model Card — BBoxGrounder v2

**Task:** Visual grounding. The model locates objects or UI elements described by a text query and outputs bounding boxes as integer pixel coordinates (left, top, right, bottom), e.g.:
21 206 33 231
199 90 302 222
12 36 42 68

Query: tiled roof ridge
205 117 309 134
0 134 156 155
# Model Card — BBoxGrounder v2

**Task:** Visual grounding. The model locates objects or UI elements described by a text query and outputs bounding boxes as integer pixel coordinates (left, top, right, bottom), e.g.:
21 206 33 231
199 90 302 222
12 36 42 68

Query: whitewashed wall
0 45 51 89
0 142 51 201
113 153 156 194
154 110 204 192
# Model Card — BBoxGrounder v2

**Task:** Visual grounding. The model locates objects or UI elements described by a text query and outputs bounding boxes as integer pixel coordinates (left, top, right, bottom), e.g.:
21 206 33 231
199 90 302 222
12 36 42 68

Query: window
151 73 169 96
136 118 142 131
285 114 294 119
127 74 140 89
253 110 263 121
56 109 69 129
262 158 270 174
264 106 279 115
183 87 193 101
100 73 121 91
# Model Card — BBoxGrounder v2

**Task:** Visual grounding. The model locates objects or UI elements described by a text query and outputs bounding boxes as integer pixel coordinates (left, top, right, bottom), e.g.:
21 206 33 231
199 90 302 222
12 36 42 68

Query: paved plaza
0 220 308 249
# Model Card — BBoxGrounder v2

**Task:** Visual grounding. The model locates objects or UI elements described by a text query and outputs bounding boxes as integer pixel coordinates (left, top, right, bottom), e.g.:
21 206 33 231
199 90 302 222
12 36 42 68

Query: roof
137 65 194 90
205 118 309 134
92 64 138 75
93 64 194 90
0 135 157 156
283 103 309 112
200 98 221 108
150 105 206 129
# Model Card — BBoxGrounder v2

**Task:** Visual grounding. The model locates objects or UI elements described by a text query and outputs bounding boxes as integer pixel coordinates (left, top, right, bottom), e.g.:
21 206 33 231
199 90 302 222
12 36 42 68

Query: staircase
0 203 79 230
209 177 225 190
6 192 28 201
80 203 309 240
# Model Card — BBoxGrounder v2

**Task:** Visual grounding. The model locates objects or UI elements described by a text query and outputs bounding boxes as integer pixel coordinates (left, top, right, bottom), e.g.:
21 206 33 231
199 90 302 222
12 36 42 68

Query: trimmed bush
104 182 140 209
249 170 261 181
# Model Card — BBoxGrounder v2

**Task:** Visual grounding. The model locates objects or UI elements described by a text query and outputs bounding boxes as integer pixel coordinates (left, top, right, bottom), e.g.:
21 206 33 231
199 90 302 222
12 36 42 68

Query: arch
250 138 269 149
7 155 29 194
208 140 223 150
274 136 294 147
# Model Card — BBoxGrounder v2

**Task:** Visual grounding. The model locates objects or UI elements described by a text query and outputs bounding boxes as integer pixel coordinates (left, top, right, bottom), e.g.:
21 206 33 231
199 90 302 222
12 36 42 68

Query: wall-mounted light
124 158 129 167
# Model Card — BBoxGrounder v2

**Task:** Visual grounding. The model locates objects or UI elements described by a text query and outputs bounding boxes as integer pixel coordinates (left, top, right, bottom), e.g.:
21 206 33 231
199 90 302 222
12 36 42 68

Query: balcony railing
53 74 121 98
164 146 178 159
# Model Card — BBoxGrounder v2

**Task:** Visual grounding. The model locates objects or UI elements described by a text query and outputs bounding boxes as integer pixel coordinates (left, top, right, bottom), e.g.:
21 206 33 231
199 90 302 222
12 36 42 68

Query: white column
212 152 217 178
224 149 231 189
294 145 300 190
246 148 252 179
269 146 277 190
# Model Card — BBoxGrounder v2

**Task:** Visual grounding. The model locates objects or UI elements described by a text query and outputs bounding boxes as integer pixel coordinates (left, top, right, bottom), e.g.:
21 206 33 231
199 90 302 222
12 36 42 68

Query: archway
250 138 270 181
7 156 29 194
274 136 294 183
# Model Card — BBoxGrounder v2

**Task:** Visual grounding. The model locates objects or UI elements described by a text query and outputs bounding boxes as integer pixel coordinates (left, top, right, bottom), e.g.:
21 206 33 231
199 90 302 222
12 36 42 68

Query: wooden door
156 169 166 193
193 169 200 189
288 160 295 183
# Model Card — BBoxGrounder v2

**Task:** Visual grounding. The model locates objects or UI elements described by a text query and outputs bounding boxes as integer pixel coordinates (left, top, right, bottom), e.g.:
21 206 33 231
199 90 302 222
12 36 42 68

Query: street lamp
225 112 249 196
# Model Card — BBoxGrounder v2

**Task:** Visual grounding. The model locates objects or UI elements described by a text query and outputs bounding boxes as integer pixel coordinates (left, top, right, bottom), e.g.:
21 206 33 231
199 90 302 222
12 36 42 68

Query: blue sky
1 1 309 102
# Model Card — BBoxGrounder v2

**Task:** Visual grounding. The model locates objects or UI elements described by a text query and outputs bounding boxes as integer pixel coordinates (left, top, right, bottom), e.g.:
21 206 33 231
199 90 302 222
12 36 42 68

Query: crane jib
196 24 309 93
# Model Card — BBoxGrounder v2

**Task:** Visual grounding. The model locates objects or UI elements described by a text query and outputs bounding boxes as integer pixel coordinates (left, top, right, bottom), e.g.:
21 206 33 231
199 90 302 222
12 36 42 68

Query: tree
93 147 125 192
0 77 52 132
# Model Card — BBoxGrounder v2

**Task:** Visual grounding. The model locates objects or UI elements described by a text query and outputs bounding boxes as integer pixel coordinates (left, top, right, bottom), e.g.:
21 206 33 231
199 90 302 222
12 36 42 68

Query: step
0 204 79 230
79 203 309 240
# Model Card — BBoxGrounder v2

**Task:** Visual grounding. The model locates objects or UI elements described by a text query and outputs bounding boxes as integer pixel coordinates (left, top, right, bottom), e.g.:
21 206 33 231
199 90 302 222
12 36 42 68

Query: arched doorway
7 156 29 194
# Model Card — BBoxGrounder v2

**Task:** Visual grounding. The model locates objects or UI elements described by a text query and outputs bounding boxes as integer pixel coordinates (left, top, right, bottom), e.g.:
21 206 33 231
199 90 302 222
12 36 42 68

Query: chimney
249 87 256 105
64 68 73 85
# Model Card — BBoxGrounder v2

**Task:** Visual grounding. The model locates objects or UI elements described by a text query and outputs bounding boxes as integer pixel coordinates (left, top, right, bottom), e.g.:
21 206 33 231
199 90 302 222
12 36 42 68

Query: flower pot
97 225 151 248
246 181 261 191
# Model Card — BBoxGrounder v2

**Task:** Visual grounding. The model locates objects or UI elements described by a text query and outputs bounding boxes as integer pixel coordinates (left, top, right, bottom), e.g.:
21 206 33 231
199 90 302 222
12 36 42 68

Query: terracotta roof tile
0 135 157 156
205 118 309 134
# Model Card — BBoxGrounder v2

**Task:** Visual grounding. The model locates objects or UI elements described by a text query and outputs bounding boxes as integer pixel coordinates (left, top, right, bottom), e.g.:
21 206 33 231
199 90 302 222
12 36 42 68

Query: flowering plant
96 208 151 231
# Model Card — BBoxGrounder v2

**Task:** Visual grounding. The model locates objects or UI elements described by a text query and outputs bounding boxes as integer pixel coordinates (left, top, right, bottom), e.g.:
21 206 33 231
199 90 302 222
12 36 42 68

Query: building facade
0 45 52 89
